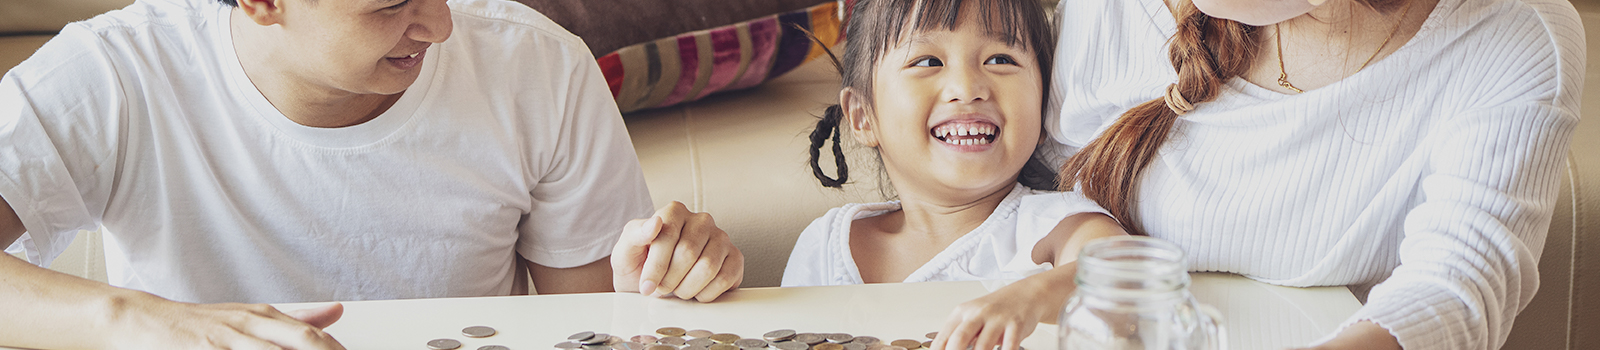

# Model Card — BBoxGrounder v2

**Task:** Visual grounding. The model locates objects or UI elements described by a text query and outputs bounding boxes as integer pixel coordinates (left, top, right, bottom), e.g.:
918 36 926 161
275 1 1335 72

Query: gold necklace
1276 0 1414 94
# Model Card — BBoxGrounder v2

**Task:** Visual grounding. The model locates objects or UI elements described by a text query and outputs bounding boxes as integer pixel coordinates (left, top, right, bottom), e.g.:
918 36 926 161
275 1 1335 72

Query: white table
266 273 1360 350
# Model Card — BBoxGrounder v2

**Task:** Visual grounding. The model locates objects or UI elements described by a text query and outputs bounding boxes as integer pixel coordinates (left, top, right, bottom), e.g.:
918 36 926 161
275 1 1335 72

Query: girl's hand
930 212 1125 350
931 272 1072 350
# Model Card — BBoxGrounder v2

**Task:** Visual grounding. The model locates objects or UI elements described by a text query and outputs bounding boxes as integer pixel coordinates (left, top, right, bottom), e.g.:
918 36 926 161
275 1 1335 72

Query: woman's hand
1291 321 1401 350
930 269 1074 350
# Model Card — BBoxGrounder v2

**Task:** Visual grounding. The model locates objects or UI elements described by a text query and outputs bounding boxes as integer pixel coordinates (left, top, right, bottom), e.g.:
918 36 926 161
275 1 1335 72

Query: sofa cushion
0 0 135 34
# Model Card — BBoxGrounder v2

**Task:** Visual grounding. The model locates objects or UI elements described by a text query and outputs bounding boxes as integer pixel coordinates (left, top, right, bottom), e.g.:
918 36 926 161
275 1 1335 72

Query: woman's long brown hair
1059 0 1402 235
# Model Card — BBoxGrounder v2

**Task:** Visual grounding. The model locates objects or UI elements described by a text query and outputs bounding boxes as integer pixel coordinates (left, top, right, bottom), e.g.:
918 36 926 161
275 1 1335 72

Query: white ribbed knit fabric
1047 0 1584 348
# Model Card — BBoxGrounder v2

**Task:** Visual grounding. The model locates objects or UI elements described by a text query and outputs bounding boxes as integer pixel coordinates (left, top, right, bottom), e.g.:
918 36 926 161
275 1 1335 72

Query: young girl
782 1 1126 349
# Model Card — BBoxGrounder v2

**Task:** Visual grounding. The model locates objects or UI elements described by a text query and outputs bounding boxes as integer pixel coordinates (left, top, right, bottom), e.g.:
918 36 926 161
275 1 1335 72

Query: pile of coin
555 327 941 350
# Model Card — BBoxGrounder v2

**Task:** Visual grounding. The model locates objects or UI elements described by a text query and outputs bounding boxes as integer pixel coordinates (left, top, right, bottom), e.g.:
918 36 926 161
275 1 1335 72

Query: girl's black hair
807 0 1058 191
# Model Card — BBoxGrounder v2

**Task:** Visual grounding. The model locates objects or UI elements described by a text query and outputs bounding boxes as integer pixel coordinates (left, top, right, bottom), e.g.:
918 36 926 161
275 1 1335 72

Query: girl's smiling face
844 10 1044 202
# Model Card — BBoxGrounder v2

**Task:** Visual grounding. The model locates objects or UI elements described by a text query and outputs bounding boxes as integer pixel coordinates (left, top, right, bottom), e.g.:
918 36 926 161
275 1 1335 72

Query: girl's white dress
782 184 1109 286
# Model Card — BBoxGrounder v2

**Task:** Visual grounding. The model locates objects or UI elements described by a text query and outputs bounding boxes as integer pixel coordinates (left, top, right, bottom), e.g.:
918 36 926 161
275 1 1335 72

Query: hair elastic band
1164 84 1195 115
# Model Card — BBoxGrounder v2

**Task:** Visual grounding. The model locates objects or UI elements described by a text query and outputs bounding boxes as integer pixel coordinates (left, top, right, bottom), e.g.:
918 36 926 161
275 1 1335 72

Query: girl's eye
985 55 1018 65
912 57 944 67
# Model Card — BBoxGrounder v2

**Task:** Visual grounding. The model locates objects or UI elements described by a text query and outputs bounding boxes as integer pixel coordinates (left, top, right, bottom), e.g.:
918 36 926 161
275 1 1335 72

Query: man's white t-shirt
0 0 652 303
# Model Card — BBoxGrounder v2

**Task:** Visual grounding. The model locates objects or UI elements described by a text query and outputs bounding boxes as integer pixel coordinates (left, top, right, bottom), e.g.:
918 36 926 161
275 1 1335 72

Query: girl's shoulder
1017 190 1109 218
784 201 901 287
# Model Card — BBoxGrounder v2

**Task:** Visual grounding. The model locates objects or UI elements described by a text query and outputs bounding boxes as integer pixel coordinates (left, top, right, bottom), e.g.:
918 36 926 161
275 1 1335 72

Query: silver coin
824 334 853 344
479 346 511 350
687 338 717 347
850 337 880 346
428 339 464 350
647 345 679 350
688 330 716 338
661 337 689 346
614 342 649 350
844 344 866 350
708 344 740 350
682 346 709 350
584 334 614 345
709 334 742 344
462 326 497 338
571 332 598 342
773 341 808 350
633 335 661 344
609 336 626 345
658 327 689 338
794 334 825 345
557 342 583 349
886 347 908 350
734 339 769 349
585 345 612 350
763 330 797 342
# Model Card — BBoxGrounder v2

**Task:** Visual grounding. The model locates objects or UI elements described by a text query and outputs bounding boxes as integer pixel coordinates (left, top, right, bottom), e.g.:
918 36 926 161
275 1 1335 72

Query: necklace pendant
1277 73 1305 94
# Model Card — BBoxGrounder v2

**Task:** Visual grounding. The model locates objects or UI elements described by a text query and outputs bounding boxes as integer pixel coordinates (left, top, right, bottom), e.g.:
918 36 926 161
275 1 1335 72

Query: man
0 0 742 348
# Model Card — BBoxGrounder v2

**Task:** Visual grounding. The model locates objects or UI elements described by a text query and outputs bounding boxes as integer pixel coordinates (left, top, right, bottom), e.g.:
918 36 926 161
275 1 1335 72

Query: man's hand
0 252 347 350
611 201 744 302
101 296 347 350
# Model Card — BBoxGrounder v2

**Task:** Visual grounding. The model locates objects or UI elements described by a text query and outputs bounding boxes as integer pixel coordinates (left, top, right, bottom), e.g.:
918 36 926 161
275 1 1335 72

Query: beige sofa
2 0 1595 348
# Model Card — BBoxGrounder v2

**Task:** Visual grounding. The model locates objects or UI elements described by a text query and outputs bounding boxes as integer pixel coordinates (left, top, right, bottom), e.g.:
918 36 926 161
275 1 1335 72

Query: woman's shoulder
1422 0 1584 109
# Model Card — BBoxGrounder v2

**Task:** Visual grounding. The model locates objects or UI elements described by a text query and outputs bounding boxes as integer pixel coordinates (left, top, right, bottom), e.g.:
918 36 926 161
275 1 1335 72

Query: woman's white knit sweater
1047 0 1584 348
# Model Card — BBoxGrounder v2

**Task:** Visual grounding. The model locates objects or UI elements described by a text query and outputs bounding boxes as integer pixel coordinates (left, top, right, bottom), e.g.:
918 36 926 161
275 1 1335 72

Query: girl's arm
930 212 1126 350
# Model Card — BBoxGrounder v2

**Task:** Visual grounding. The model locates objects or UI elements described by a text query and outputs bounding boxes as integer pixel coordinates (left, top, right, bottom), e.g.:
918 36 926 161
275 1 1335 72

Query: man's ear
840 88 878 148
237 0 289 26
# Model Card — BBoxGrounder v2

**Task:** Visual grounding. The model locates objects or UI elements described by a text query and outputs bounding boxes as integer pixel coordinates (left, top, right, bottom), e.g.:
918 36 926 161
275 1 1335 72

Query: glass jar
1057 236 1225 350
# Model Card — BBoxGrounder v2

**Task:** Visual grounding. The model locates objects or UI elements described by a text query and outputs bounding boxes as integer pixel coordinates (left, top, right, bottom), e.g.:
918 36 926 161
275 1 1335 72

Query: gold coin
920 341 930 350
710 334 742 344
658 327 689 338
815 343 845 350
647 345 678 350
710 344 740 350
688 330 716 338
890 340 921 349
924 333 938 340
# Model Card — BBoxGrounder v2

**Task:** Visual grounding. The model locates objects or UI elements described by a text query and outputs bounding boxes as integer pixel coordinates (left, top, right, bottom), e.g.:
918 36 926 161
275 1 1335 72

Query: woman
1047 0 1582 348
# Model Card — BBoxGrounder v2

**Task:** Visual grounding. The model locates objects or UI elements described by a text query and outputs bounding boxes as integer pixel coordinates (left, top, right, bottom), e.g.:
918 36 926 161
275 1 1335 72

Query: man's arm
526 256 614 294
0 194 347 349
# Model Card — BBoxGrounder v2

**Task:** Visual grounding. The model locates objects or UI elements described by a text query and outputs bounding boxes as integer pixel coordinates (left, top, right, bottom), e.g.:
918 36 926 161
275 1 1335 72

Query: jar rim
1075 236 1189 293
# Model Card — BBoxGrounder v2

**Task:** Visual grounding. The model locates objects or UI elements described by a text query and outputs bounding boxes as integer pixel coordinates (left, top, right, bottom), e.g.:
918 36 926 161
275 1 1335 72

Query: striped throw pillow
598 1 845 113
